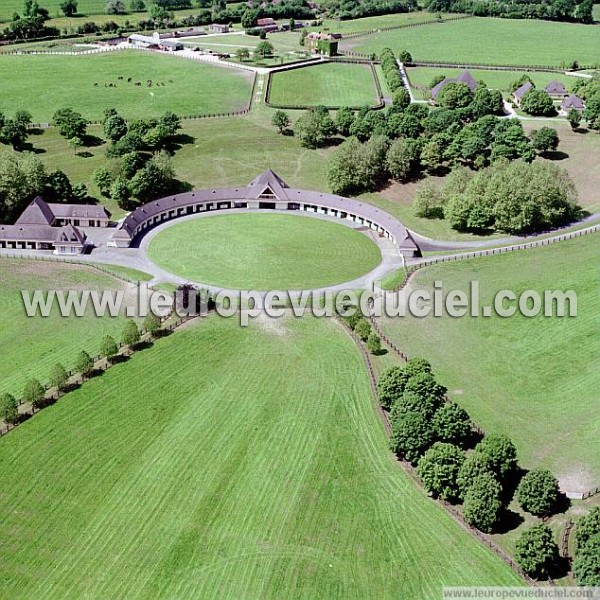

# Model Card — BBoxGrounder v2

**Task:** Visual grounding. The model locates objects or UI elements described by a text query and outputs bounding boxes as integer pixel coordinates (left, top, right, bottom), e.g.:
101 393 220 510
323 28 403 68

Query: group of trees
319 0 417 20
423 0 594 24
377 360 565 578
0 110 33 151
572 74 600 132
92 108 182 208
0 151 86 223
573 507 600 585
1 0 58 41
52 107 90 154
415 158 580 234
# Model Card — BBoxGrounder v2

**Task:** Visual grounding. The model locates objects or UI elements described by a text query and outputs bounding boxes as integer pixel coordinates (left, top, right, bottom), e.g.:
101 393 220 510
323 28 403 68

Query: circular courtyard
147 212 382 290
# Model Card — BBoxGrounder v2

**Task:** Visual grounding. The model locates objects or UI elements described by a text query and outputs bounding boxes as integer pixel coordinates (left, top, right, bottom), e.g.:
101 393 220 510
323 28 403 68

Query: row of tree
377 359 566 579
343 312 382 354
572 73 600 132
424 0 594 24
414 158 580 234
0 316 161 424
319 0 417 20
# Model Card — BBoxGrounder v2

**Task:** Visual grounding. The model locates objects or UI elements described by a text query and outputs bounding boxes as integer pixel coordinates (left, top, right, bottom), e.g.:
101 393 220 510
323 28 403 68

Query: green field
147 213 382 289
406 67 580 99
377 233 600 489
0 259 129 398
0 315 522 597
348 17 600 67
0 0 108 21
268 63 381 108
0 51 253 121
314 11 442 34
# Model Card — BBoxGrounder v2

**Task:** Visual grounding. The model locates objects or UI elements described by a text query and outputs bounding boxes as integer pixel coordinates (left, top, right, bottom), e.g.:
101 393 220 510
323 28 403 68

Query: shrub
354 318 371 342
367 331 381 354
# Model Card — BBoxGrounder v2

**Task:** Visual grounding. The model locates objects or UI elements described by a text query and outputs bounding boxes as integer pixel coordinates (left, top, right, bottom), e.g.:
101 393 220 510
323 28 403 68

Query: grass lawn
0 315 521 597
314 11 442 34
0 259 130 398
147 212 382 289
0 51 253 121
348 17 600 67
0 0 108 22
268 62 381 108
406 67 581 100
377 233 600 489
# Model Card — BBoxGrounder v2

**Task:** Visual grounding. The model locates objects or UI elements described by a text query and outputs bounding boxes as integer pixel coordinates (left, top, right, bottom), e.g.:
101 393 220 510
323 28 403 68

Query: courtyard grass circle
147 213 382 290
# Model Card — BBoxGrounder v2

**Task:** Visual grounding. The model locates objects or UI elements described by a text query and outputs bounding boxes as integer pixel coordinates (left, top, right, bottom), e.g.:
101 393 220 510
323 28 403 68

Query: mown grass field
0 0 108 21
0 259 129 398
0 51 253 121
147 213 382 289
0 315 522 597
314 11 442 34
377 233 600 489
348 17 600 67
406 67 580 99
268 63 381 108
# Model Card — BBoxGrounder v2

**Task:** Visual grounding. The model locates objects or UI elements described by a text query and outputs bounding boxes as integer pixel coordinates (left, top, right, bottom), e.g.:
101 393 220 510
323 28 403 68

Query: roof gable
247 170 289 200
15 196 55 226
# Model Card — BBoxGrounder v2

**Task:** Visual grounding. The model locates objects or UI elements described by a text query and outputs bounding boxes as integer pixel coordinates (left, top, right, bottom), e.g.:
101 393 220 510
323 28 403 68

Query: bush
416 442 465 501
515 524 559 579
354 318 371 342
463 473 503 533
367 331 381 354
516 469 560 516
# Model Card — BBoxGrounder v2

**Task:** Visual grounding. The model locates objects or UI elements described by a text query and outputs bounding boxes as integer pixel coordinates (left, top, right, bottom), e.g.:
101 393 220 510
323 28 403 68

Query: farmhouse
256 18 279 33
128 32 182 51
0 197 110 254
513 81 534 106
109 170 419 256
209 23 230 33
305 32 341 56
561 94 585 112
430 70 478 103
544 80 567 98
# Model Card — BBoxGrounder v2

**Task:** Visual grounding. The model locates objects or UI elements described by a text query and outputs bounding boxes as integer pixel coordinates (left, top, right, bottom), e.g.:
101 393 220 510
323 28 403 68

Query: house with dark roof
561 94 585 112
430 71 478 103
256 18 279 32
544 80 567 98
513 81 534 106
0 197 110 254
109 170 420 256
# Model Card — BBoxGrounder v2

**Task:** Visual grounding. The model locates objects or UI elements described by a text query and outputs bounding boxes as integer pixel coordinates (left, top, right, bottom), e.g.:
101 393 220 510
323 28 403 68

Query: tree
404 372 447 404
432 402 472 446
416 442 465 501
50 363 69 392
516 469 560 516
92 167 113 197
272 110 290 134
367 331 381 354
104 114 127 142
130 0 145 10
397 49 412 64
575 0 594 23
567 108 582 131
100 335 119 365
76 350 94 379
143 312 162 336
52 108 88 141
354 318 371 342
420 139 445 173
121 319 141 348
0 393 18 424
521 89 555 117
24 378 45 409
335 107 355 137
476 434 517 480
0 118 29 150
386 138 418 182
106 0 126 14
463 473 503 533
390 411 434 463
254 41 274 59
413 180 443 218
515 524 559 579
457 452 496 499
110 177 132 209
472 86 504 118
241 8 258 29
69 136 84 155
530 127 559 155
235 46 250 62
377 359 433 410
130 151 175 202
437 83 474 110
60 0 78 16
295 109 332 149
392 88 411 111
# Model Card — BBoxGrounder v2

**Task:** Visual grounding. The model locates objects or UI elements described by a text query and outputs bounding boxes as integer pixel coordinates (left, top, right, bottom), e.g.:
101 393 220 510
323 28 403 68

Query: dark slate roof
431 70 478 99
544 80 567 95
48 203 111 220
115 171 418 251
561 94 585 110
0 223 86 244
513 81 534 100
16 197 55 226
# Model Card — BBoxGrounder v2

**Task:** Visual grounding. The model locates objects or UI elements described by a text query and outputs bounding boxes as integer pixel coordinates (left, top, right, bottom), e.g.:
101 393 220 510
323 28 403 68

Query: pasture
377 233 600 489
347 17 600 67
0 0 108 21
0 315 522 597
313 11 442 34
268 62 381 108
147 212 382 289
0 259 129 398
406 67 580 99
0 51 253 121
